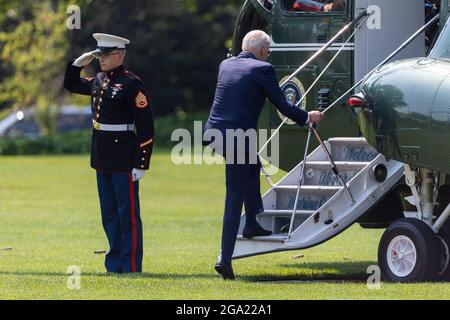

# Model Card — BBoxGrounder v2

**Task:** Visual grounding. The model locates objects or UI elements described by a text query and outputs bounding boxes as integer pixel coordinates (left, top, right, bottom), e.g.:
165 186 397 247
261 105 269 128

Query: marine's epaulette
123 70 142 82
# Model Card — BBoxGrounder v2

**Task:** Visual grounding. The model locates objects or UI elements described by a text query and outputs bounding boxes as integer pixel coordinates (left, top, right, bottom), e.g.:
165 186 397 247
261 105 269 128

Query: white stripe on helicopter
270 43 354 47
270 47 354 51
270 42 354 51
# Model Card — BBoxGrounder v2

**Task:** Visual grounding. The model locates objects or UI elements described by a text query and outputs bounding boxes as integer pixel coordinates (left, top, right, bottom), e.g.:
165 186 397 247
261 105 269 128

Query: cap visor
96 47 118 53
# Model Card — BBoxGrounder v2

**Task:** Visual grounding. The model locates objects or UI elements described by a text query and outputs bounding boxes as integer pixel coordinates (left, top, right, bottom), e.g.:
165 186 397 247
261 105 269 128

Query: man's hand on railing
308 111 324 124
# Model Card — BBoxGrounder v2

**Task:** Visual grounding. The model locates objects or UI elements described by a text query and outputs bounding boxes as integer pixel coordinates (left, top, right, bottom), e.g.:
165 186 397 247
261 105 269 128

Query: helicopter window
257 0 274 11
282 0 346 13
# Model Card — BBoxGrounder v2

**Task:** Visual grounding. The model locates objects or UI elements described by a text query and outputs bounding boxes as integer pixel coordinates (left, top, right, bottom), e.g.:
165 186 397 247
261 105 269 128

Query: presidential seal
277 76 307 125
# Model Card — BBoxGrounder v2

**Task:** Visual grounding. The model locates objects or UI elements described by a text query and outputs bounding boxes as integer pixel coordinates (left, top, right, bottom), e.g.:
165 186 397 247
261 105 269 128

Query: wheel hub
387 235 417 278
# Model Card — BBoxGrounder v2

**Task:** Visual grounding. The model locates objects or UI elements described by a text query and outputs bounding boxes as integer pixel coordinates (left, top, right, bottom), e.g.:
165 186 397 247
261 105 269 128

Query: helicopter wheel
378 218 440 282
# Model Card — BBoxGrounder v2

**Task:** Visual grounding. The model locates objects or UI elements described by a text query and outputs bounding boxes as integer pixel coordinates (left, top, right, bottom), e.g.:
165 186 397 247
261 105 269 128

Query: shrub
0 110 209 155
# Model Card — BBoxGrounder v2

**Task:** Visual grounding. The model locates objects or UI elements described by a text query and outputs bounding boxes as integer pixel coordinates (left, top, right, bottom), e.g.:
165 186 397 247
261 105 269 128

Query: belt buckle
93 120 101 131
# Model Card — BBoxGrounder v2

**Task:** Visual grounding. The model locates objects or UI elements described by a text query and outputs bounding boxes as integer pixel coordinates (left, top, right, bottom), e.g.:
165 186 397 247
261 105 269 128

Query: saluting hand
73 51 96 68
308 111 324 124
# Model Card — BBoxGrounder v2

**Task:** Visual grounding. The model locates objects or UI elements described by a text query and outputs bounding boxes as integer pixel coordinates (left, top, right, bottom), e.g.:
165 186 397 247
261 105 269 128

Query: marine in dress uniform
204 30 324 280
64 34 154 273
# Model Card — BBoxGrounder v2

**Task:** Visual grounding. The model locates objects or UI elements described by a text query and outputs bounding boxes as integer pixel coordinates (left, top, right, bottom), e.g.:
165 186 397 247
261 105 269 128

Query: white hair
242 30 270 52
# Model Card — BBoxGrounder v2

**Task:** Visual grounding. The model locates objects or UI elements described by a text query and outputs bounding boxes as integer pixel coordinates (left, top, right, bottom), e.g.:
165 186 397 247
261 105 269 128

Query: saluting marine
64 33 154 273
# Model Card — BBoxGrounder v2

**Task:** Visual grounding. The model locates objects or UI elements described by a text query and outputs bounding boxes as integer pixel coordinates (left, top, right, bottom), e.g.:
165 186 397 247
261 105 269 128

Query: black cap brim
94 47 119 54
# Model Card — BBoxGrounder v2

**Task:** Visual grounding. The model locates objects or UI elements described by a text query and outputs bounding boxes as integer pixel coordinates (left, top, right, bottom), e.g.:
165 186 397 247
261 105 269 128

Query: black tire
436 220 450 280
378 218 440 283
433 186 450 280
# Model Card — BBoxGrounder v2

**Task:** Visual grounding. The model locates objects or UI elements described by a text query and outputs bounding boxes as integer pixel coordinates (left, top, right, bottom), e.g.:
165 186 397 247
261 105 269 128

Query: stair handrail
287 124 313 237
258 9 371 160
318 13 440 116
260 12 440 173
285 14 440 239
279 9 370 89
259 10 371 187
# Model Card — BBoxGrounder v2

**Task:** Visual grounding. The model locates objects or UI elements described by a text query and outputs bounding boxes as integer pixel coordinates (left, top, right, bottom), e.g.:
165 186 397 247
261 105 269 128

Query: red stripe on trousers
128 173 138 273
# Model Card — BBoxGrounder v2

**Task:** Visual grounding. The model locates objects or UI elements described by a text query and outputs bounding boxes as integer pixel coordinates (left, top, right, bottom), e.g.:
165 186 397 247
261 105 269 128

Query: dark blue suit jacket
204 51 308 137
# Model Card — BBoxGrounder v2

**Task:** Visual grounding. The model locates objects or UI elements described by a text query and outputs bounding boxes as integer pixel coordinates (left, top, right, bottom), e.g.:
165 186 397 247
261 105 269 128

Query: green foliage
155 110 209 147
67 0 242 116
0 0 70 135
0 1 243 137
0 110 209 155
0 130 91 155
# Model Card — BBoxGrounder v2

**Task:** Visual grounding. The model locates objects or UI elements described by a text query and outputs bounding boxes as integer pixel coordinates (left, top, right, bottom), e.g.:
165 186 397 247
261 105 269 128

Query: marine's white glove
73 51 96 67
132 169 146 182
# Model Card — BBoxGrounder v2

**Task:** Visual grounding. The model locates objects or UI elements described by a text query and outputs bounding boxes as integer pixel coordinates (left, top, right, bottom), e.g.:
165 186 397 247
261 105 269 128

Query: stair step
261 210 315 216
305 161 371 167
252 210 315 235
327 137 368 143
232 137 404 259
302 161 369 186
274 185 341 211
274 185 343 192
236 235 287 242
326 139 378 162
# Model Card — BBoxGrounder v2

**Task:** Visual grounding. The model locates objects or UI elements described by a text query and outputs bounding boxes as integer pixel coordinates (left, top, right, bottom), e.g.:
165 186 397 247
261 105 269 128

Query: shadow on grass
2 260 449 284
243 260 377 283
0 270 218 280
0 261 376 283
10 260 449 284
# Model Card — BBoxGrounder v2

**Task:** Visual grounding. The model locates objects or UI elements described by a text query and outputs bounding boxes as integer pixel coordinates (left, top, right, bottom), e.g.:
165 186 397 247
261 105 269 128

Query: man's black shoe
243 225 272 239
215 258 235 280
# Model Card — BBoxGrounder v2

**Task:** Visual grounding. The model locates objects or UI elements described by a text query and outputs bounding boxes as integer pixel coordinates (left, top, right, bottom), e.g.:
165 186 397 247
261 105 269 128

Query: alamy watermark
367 5 382 30
66 265 81 290
171 121 281 175
66 5 81 30
367 265 381 290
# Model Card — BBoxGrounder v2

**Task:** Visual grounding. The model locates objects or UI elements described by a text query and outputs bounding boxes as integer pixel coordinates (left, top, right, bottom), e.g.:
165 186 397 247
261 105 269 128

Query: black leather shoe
215 258 235 280
243 225 272 239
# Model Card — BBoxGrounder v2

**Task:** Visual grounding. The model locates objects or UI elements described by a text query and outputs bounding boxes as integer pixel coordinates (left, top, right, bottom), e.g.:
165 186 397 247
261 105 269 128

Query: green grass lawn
0 151 449 299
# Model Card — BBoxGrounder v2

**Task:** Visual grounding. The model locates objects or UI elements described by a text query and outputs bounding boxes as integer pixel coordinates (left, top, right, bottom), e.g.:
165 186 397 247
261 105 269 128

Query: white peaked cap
93 33 131 52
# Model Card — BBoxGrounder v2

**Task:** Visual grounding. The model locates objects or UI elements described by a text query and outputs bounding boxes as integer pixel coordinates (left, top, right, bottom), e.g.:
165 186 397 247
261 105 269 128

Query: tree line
0 0 243 135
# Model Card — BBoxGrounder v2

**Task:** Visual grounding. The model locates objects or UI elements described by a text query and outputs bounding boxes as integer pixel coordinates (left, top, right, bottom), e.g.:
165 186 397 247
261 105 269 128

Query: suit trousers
220 157 264 263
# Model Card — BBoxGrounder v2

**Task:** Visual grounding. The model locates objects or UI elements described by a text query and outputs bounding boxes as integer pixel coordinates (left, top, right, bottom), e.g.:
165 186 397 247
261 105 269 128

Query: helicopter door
265 0 357 171
270 0 353 116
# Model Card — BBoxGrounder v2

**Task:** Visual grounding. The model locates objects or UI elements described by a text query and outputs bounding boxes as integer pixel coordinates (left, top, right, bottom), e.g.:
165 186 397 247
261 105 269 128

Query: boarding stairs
233 137 404 259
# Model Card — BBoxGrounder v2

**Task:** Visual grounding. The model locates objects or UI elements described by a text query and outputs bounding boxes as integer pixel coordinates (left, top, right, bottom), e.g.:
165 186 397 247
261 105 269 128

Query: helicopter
347 0 450 282
233 0 436 170
229 0 448 282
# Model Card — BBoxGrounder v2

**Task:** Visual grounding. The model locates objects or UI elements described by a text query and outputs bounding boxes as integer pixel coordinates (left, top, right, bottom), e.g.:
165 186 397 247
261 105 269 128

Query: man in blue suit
204 30 324 280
